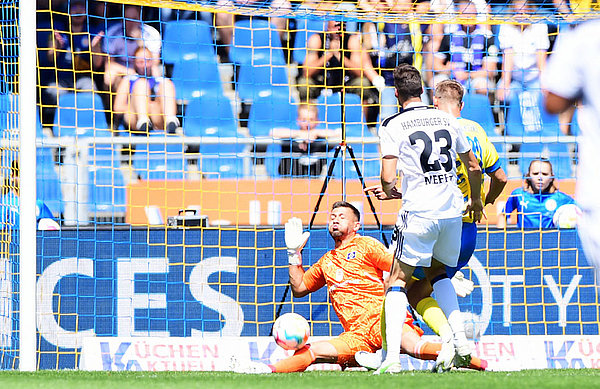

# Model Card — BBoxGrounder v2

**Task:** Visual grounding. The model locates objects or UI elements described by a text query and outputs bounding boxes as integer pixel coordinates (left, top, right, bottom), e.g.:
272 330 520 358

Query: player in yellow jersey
231 201 487 373
362 79 506 371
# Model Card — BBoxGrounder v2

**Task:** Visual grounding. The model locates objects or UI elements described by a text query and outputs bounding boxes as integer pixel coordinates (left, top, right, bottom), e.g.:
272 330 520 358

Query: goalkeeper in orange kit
232 201 487 373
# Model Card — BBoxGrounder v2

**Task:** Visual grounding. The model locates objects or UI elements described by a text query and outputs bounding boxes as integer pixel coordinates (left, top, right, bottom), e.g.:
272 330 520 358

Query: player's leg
409 221 478 339
377 213 434 374
400 324 487 371
130 78 153 133
577 208 600 295
270 338 343 373
426 216 470 370
152 78 179 133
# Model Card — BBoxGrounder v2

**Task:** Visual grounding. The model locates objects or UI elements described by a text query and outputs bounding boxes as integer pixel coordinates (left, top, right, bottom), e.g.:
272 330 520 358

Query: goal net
0 0 598 370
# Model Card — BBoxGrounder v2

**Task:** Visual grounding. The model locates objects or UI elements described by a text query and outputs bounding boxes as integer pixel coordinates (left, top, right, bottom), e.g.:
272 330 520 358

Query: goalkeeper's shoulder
356 235 388 251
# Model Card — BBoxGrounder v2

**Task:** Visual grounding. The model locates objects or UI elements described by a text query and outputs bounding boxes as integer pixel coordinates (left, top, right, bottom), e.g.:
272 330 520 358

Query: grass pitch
0 369 598 389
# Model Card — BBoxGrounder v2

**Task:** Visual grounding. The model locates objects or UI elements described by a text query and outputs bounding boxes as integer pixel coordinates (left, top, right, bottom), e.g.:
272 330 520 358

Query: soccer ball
272 313 310 350
552 204 581 229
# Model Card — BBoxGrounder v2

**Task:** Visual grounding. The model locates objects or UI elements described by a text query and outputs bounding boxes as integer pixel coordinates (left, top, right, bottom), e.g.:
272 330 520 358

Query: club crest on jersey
347 251 356 260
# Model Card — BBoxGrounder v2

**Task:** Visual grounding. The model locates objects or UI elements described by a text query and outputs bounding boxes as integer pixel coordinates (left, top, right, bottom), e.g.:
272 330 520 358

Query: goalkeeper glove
451 271 475 298
372 75 386 93
285 217 310 265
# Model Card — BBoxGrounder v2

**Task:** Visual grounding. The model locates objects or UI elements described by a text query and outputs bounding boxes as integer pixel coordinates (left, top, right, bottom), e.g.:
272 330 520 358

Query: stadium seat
519 142 572 179
568 109 580 136
236 63 290 102
132 134 187 180
264 143 282 178
0 93 44 138
171 55 224 100
331 141 380 181
53 92 110 137
292 18 325 65
162 20 214 64
316 92 366 137
230 19 286 65
183 96 246 178
461 93 496 136
505 91 561 137
87 142 126 215
37 147 63 217
248 94 297 137
183 95 238 137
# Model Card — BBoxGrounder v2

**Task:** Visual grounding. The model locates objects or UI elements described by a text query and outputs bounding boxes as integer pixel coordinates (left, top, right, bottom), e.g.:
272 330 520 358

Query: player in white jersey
375 64 484 374
542 20 600 293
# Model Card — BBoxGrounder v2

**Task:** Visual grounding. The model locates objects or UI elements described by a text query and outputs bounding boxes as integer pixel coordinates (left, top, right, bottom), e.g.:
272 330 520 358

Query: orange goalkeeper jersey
302 235 393 334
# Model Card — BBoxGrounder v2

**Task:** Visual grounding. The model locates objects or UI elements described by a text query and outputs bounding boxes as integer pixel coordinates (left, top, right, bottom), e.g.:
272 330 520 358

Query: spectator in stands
271 104 341 177
497 159 574 229
44 0 104 111
298 20 384 116
496 0 550 103
432 0 498 95
0 160 60 231
113 46 179 134
554 0 600 20
362 0 425 119
100 5 162 93
215 0 291 62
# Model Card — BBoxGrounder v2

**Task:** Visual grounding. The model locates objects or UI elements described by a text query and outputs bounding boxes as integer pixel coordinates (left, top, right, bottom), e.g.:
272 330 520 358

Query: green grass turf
0 370 599 389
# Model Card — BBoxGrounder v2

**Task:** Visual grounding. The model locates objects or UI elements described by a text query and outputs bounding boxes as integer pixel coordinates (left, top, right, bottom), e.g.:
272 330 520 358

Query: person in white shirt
543 20 600 293
375 63 483 374
496 0 550 102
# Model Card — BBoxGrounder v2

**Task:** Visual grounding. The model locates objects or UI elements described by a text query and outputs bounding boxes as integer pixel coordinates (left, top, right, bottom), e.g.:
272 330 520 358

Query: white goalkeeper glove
285 217 310 265
451 271 475 298
372 75 386 93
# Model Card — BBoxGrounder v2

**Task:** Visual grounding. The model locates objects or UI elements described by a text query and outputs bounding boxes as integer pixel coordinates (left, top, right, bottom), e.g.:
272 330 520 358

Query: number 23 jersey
379 102 471 219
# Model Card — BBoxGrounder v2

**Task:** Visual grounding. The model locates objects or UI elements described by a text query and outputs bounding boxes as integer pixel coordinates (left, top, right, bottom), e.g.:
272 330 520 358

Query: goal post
18 0 38 372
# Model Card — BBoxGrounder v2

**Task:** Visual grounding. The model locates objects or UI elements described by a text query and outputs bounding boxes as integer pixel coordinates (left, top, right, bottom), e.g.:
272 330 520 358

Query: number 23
409 129 453 173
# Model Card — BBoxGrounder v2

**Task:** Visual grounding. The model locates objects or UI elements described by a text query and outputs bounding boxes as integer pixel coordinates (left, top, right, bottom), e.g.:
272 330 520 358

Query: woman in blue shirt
497 159 575 228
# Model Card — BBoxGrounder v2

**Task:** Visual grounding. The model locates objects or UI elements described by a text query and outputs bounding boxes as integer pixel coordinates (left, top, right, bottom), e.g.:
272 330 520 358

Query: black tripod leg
309 145 341 228
346 144 389 247
272 145 341 332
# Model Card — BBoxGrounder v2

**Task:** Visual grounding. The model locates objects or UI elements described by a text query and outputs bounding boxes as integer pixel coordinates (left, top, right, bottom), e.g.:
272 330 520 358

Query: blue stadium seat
237 63 290 102
36 147 63 217
292 18 325 64
183 96 246 178
171 55 224 100
248 94 297 137
331 141 380 181
53 92 110 137
461 93 496 136
519 142 572 179
0 94 44 138
568 109 580 136
183 95 238 137
505 91 561 137
265 143 282 178
132 134 187 180
316 92 366 137
163 20 214 64
87 143 126 215
230 19 285 65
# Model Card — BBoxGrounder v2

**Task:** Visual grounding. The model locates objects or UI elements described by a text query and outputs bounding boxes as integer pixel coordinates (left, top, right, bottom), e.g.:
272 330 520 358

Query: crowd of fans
33 0 585 178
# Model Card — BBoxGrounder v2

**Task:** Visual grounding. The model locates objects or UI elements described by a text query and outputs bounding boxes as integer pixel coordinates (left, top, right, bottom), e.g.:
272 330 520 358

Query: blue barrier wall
2 228 598 369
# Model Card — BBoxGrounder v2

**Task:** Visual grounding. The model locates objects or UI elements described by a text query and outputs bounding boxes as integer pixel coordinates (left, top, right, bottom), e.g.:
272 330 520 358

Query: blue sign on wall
0 228 597 369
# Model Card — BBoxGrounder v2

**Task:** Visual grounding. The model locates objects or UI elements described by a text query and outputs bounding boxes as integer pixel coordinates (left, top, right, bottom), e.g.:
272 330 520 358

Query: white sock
432 277 468 345
166 115 179 126
136 117 150 129
382 287 408 364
